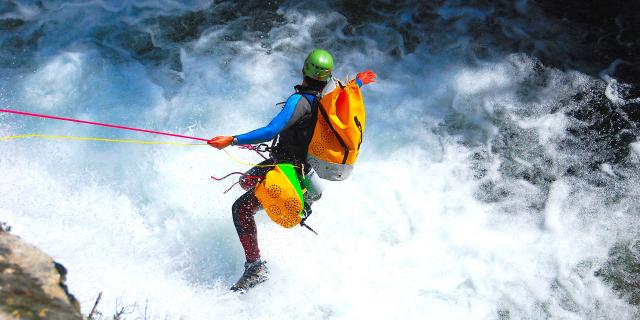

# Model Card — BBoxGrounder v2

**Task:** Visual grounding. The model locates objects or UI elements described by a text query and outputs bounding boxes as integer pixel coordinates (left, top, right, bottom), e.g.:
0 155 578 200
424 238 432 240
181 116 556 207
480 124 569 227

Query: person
208 49 377 292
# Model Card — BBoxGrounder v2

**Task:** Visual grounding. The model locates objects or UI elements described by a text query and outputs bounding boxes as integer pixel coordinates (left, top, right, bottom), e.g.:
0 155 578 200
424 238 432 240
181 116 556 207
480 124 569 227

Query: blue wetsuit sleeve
234 94 303 145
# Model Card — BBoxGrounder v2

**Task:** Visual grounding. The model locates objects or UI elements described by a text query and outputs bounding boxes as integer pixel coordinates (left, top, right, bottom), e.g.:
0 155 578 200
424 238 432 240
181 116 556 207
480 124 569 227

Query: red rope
0 109 208 142
210 172 263 181
211 172 264 194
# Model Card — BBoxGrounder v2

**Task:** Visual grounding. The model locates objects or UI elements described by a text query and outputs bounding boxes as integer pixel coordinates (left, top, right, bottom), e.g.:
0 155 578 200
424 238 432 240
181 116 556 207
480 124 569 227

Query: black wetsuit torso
270 85 320 166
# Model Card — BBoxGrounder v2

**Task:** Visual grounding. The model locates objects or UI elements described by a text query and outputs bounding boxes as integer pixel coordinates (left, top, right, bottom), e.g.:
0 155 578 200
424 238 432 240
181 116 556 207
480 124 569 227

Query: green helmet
303 49 334 81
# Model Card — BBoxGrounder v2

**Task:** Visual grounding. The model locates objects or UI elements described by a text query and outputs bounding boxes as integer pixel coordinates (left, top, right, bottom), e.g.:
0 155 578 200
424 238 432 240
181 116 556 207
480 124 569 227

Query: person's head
302 49 333 90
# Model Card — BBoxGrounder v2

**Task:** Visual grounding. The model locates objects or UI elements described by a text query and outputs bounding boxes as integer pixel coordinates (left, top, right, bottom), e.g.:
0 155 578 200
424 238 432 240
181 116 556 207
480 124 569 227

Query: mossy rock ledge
0 228 82 320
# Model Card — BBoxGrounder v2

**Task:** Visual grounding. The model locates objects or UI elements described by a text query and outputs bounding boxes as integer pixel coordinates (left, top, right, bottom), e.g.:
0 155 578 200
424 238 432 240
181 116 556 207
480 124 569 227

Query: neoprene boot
230 260 270 292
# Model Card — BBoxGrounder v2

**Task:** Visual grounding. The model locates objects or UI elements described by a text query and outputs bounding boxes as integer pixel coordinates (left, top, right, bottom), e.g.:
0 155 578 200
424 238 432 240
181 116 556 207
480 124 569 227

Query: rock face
0 227 82 320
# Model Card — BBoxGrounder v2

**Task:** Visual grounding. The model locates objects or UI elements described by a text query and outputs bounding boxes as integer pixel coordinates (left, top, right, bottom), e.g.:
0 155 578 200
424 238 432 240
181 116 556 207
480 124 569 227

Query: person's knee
239 176 257 191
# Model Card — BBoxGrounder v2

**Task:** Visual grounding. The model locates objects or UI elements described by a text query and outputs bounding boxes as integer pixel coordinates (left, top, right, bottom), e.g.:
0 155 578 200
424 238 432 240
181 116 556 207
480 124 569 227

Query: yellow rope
223 149 283 168
0 134 205 146
0 133 293 168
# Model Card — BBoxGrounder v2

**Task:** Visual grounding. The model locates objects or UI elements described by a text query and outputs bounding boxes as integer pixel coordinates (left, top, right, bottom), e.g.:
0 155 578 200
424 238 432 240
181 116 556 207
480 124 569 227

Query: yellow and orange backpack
307 79 366 181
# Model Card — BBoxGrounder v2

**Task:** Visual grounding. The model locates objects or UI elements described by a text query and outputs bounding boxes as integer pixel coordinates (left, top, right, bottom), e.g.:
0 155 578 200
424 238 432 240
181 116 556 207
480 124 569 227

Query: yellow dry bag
307 79 365 181
254 164 305 228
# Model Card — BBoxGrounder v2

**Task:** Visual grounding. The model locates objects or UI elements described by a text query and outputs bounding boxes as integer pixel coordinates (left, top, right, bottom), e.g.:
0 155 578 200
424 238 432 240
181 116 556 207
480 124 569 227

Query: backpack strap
276 84 319 108
315 98 350 164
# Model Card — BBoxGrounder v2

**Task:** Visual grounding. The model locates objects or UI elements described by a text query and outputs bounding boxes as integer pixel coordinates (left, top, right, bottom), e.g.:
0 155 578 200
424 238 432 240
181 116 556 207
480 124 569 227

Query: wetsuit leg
232 190 262 262
239 159 275 191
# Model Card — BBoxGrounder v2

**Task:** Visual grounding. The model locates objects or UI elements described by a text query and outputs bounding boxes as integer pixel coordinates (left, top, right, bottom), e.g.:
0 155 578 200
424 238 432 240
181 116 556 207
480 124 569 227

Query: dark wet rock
0 22 42 68
115 30 155 56
475 180 511 203
565 83 639 167
0 18 24 31
491 121 555 187
153 0 284 45
157 10 210 44
336 1 569 62
0 0 286 72
130 1 284 72
335 0 639 92
534 0 640 92
0 229 82 320
595 240 640 305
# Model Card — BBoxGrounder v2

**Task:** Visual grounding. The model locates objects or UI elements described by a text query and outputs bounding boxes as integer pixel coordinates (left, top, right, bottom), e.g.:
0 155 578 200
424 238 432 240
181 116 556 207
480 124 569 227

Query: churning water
1 1 639 319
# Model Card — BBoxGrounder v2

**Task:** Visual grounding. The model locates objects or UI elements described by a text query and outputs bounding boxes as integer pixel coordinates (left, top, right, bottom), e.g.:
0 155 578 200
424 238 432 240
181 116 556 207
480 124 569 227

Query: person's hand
356 70 377 85
208 136 234 149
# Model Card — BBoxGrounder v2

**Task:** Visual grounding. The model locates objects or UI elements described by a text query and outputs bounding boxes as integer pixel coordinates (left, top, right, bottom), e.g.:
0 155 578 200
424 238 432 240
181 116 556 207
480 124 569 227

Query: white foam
22 52 84 110
1 2 638 319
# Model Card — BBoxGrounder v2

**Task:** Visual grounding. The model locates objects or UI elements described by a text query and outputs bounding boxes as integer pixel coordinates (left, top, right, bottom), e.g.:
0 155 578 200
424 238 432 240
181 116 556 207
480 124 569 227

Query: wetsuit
232 85 321 263
232 80 364 262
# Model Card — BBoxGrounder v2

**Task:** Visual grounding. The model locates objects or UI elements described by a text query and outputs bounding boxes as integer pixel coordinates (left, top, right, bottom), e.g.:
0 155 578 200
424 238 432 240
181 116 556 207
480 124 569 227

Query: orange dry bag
307 79 365 181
